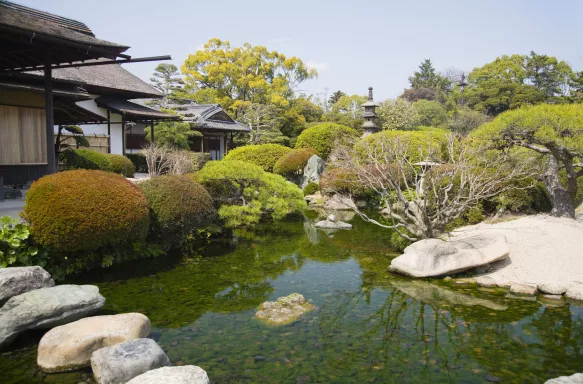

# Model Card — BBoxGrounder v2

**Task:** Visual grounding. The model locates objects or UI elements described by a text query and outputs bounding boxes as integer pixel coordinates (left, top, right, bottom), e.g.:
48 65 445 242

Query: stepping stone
566 283 583 301
476 276 497 288
509 283 538 296
127 366 210 384
539 282 568 295
38 313 150 372
91 338 170 384
0 266 54 302
0 285 105 349
544 372 583 384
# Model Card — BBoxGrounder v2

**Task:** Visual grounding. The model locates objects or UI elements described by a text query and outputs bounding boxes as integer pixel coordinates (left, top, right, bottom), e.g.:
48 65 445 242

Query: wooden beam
44 50 56 173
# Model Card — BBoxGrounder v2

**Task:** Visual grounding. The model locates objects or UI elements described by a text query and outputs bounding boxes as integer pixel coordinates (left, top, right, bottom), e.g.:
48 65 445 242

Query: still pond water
2 213 583 383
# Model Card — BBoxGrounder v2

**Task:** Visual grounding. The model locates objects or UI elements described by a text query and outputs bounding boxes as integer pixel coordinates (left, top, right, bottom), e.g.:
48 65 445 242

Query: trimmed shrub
195 160 306 228
360 129 448 163
273 148 318 176
126 153 148 173
23 170 149 253
295 123 359 159
60 148 112 171
107 154 136 177
223 144 292 172
303 182 319 196
139 175 215 250
320 167 368 196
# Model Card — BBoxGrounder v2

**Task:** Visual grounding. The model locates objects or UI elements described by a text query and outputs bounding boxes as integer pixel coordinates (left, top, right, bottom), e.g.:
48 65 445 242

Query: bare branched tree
142 143 172 176
331 134 538 241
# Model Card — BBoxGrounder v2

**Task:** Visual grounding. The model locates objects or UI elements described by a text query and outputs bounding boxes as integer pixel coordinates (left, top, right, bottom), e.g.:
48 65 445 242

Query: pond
1 213 582 383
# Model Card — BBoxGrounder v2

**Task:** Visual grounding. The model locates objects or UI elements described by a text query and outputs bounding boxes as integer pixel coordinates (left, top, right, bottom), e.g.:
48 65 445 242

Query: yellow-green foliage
60 148 113 172
360 129 449 162
295 123 359 159
23 170 149 252
195 160 306 228
303 182 319 196
273 147 318 175
139 175 215 250
223 144 292 172
107 154 136 177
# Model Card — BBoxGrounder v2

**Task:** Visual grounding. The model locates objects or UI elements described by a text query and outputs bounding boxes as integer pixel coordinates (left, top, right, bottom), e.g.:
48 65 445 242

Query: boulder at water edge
38 313 151 373
91 338 170 384
0 266 54 303
566 283 583 301
544 373 583 384
255 293 315 325
388 233 509 278
127 366 210 384
0 285 105 349
315 214 352 230
301 155 325 189
323 194 356 211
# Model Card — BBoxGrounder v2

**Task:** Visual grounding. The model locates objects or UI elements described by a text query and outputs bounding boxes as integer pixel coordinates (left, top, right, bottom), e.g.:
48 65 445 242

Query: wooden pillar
107 110 111 153
151 120 155 144
200 131 204 152
44 51 56 173
121 116 126 156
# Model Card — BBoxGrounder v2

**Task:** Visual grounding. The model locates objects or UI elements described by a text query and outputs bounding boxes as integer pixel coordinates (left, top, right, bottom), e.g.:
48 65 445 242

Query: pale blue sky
18 0 583 100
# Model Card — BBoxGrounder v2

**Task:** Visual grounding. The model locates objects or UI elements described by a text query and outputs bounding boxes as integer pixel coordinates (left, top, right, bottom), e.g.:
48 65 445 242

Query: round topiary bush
303 182 319 196
223 144 292 172
23 170 149 252
107 154 136 177
138 174 215 250
273 148 318 176
295 123 359 159
59 148 113 171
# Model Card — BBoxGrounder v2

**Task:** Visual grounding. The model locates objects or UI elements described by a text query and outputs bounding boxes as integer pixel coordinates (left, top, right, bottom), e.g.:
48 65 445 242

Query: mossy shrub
320 167 368 196
273 148 318 176
139 174 215 250
303 182 319 196
60 148 113 171
107 154 136 177
23 170 149 252
223 144 292 172
360 129 448 163
295 123 359 159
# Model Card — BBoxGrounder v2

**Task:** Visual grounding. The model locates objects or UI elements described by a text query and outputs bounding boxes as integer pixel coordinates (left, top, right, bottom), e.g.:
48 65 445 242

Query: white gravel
450 213 583 287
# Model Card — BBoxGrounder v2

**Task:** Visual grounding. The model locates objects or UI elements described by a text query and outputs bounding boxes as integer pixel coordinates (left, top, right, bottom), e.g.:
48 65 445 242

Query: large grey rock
38 313 151 373
255 293 315 325
0 285 105 349
389 233 509 278
539 282 568 295
0 266 54 303
315 214 352 230
323 194 356 211
301 155 325 189
91 338 170 384
566 283 583 301
544 373 583 384
127 366 210 384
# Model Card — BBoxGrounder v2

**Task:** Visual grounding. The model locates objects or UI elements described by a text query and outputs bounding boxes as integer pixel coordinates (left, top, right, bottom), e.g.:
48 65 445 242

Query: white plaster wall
72 98 123 154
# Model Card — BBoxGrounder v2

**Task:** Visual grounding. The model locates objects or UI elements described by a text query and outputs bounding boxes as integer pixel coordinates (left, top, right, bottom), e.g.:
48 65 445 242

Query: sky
17 0 583 101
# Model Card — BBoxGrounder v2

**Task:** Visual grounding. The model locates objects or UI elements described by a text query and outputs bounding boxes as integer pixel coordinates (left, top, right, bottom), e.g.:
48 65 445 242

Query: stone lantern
361 87 379 137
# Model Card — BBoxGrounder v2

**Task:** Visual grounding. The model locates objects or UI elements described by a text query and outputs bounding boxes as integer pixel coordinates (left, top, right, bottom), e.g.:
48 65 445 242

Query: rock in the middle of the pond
91 338 170 384
37 313 151 372
255 293 315 325
388 233 509 278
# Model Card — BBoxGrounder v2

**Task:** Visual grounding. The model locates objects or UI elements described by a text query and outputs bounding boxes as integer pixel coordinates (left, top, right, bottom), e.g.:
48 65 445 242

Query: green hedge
295 123 359 159
126 153 148 173
107 154 136 177
273 148 318 176
223 144 292 172
139 174 215 250
60 148 112 171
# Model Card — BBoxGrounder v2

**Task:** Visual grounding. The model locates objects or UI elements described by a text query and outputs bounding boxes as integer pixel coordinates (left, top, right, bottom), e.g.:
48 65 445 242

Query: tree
144 121 198 150
279 96 323 138
525 51 572 99
448 107 490 134
181 38 317 115
412 100 447 127
149 64 184 108
328 90 346 105
472 103 583 218
331 134 536 240
400 87 435 102
324 94 367 129
409 59 450 91
237 103 287 145
377 99 419 131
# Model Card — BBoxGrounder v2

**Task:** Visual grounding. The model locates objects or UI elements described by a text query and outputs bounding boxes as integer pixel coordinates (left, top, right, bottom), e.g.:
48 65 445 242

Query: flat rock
389 233 509 278
0 285 105 349
126 366 210 384
476 276 497 288
544 373 583 384
38 313 150 373
566 283 583 301
539 282 568 295
323 194 356 211
255 293 315 325
314 219 352 230
91 338 170 384
510 283 538 296
0 266 54 303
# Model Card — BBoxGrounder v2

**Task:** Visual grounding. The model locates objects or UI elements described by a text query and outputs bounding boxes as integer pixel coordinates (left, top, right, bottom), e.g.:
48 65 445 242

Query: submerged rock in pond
315 215 352 230
91 338 170 384
0 285 105 350
388 233 509 278
255 293 315 325
0 266 55 303
126 366 210 384
37 313 150 373
544 372 583 384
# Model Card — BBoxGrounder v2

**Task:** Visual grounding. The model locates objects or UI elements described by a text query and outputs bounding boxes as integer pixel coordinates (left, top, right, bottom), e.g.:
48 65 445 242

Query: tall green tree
325 94 367 129
237 104 287 145
408 59 450 91
328 90 346 106
149 64 183 108
145 121 198 149
525 51 572 99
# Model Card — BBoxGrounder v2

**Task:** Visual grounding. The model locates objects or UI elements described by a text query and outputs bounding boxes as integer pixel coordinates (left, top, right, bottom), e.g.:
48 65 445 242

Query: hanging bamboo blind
0 105 47 165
